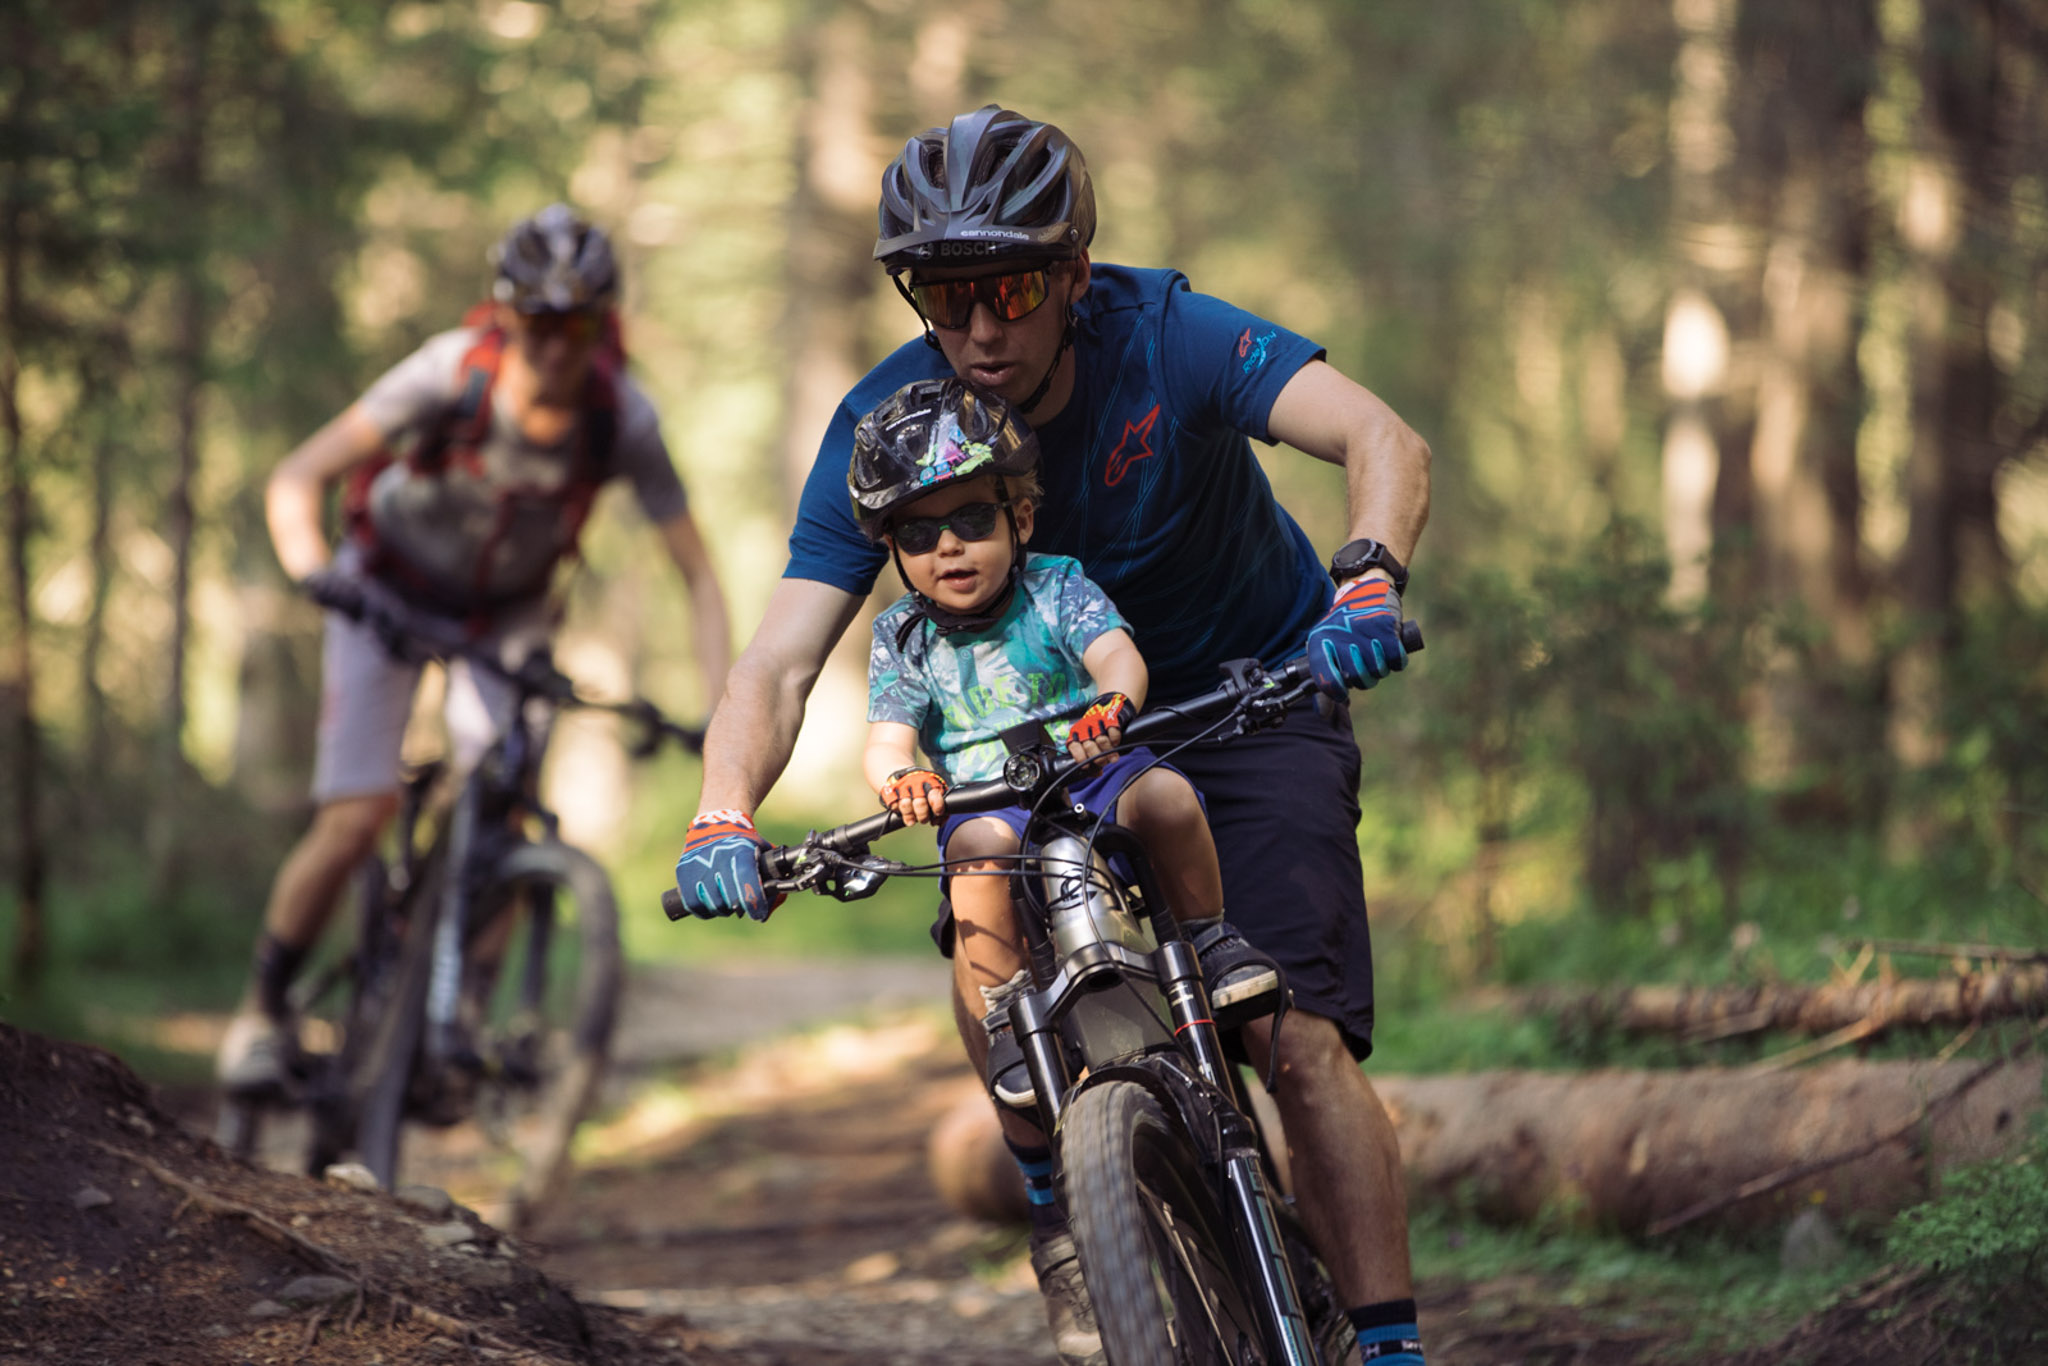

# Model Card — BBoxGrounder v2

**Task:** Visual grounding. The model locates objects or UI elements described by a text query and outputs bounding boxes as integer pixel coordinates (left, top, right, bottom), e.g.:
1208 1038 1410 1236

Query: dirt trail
25 958 1994 1365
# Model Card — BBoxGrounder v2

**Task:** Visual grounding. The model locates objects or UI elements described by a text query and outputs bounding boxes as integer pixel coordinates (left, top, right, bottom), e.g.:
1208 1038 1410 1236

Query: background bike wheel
347 858 439 1190
1064 1079 1265 1366
470 839 622 1229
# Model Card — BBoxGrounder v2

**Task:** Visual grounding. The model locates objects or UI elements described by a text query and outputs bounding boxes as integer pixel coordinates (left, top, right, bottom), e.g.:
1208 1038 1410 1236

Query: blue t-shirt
868 553 1128 784
790 264 1331 702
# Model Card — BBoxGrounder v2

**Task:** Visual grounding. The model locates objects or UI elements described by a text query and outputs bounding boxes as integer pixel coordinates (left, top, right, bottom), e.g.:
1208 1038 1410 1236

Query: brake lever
764 846 898 902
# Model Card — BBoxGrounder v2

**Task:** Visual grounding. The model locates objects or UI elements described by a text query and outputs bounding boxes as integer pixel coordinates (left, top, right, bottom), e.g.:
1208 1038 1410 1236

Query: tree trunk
1740 3 1879 811
932 1056 2044 1235
1660 0 1744 608
1926 0 2015 611
1883 0 1953 817
769 2 886 798
1532 966 2048 1041
775 3 880 515
148 2 215 893
1 5 48 992
79 350 120 785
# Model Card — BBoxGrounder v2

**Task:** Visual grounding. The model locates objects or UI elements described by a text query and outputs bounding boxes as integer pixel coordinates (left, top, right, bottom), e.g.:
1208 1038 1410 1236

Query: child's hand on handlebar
1066 691 1135 772
878 767 949 824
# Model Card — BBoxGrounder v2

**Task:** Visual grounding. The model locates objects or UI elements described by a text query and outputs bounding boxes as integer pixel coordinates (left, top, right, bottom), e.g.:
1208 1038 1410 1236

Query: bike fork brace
1011 940 1324 1365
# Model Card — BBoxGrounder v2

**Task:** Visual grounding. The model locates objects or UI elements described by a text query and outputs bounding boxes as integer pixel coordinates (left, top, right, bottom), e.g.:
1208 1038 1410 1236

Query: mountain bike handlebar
304 576 704 756
660 621 1421 917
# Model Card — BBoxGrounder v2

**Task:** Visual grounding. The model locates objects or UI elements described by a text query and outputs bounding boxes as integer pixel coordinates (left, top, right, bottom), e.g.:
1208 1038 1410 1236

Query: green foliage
1886 1119 2048 1295
1409 1204 1881 1356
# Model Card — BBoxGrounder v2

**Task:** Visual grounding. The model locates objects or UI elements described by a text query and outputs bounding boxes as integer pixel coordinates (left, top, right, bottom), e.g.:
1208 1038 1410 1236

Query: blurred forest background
2 0 2045 1032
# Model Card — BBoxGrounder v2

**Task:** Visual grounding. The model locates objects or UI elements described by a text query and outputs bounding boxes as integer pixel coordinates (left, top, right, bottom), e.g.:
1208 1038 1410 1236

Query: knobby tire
485 838 623 1225
1065 1079 1266 1366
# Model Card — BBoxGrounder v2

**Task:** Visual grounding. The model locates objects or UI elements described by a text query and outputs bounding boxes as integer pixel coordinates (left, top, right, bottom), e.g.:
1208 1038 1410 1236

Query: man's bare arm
696 576 865 815
654 511 734 713
266 404 389 581
1266 360 1431 567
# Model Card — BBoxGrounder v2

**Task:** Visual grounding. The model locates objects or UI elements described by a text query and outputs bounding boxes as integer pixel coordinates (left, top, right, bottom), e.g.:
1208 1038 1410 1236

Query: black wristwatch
1328 538 1409 593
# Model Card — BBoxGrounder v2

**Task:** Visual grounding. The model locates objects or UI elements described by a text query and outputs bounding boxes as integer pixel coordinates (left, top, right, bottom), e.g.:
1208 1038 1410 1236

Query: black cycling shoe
1030 1226 1106 1366
1188 918 1288 1030
984 1013 1037 1113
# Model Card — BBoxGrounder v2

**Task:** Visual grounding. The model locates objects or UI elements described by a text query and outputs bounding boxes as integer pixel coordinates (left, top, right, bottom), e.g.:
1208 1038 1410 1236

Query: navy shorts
931 747 1191 945
1146 697 1376 1060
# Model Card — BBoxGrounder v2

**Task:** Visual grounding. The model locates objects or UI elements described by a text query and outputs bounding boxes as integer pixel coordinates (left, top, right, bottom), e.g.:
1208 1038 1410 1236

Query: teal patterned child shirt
868 553 1130 784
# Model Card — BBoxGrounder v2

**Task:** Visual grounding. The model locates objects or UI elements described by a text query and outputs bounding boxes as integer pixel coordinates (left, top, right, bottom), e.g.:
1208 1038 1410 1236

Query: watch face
1331 539 1405 588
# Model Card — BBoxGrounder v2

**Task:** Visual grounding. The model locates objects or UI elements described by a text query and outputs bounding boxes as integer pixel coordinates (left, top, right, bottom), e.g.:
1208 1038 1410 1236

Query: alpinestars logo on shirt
1104 404 1161 487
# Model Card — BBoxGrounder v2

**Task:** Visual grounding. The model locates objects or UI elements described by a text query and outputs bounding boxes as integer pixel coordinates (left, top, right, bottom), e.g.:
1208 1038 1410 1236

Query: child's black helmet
875 106 1095 274
848 378 1039 543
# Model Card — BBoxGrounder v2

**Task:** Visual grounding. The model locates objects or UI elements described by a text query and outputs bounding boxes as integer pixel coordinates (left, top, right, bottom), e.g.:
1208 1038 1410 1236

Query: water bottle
1038 833 1153 962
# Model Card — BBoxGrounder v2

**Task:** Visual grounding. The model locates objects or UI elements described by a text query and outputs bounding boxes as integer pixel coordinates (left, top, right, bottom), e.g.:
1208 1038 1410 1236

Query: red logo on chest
1104 404 1161 488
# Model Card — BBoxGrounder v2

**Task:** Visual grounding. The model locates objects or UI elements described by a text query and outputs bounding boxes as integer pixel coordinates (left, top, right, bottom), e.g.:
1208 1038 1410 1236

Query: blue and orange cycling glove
1067 691 1136 763
673 809 782 922
879 767 949 824
1306 578 1407 698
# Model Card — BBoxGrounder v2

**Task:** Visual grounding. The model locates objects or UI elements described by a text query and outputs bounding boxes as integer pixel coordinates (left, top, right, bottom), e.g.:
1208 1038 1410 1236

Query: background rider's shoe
1188 918 1287 1030
1029 1226 1106 1366
215 1011 295 1097
983 1012 1037 1112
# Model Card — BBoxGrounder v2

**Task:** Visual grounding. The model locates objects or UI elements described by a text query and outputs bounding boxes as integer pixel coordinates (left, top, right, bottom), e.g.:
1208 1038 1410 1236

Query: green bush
1886 1118 2048 1294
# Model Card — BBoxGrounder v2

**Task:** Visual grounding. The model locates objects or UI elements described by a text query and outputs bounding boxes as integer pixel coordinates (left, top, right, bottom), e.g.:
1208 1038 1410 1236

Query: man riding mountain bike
672 107 1431 1366
218 204 732 1098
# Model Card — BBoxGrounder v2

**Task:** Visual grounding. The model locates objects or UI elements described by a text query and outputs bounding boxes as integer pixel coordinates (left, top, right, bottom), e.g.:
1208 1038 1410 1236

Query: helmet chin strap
1016 305 1076 417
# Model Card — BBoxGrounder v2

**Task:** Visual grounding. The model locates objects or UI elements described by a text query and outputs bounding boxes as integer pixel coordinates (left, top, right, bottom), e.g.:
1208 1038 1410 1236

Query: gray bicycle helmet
875 106 1096 273
848 378 1040 542
491 203 619 313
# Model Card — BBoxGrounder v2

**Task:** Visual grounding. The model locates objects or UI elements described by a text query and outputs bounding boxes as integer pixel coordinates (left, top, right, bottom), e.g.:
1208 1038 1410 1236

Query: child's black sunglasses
890 501 1005 554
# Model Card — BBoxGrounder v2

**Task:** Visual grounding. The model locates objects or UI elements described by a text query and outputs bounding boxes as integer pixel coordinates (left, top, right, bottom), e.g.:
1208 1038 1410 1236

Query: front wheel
1063 1079 1265 1366
467 839 623 1229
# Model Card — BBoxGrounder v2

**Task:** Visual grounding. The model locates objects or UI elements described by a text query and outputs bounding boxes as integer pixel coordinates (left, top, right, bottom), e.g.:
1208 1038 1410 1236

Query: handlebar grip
1401 619 1425 654
662 887 686 921
760 843 802 881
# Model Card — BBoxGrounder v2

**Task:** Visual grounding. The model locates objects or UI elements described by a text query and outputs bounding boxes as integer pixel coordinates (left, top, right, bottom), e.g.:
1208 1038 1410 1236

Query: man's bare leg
1243 1009 1413 1305
258 792 399 951
219 793 397 1088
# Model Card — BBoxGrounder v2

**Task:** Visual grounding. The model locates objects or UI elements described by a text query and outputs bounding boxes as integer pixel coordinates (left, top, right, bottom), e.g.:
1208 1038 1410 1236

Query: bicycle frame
695 638 1424 1366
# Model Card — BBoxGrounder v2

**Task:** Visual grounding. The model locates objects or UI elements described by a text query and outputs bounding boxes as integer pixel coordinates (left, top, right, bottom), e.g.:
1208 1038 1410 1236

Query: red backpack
344 305 626 613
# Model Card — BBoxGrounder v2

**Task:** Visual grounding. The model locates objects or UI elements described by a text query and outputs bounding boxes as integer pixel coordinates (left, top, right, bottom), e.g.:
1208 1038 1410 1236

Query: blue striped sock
1350 1299 1424 1365
1004 1138 1062 1235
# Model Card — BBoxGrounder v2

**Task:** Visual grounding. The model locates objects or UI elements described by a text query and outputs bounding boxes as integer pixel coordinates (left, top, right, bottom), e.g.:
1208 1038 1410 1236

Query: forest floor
1 960 2014 1366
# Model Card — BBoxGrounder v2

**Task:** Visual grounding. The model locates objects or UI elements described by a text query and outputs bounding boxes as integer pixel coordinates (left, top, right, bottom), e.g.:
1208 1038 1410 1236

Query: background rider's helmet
848 378 1040 543
874 106 1096 275
491 203 619 313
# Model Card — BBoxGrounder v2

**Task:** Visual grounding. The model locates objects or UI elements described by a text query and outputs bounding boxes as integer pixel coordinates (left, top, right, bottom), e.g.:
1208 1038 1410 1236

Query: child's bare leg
945 816 1044 1146
948 816 1026 1002
1112 768 1223 922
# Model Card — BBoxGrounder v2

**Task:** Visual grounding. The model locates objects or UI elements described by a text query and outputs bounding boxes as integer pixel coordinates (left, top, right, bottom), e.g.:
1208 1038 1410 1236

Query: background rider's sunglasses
889 501 1004 554
905 268 1051 330
520 310 600 344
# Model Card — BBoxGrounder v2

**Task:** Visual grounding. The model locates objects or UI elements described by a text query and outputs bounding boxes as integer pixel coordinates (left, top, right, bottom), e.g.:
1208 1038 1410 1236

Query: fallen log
928 1054 2044 1235
1538 964 2048 1042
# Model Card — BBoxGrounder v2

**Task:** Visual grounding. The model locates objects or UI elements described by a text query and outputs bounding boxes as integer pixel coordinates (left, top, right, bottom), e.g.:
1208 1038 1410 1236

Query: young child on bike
848 378 1283 1141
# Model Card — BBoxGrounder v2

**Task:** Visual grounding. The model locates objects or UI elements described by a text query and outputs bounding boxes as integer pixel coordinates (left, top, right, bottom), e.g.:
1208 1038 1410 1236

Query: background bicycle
221 590 702 1227
666 636 1419 1366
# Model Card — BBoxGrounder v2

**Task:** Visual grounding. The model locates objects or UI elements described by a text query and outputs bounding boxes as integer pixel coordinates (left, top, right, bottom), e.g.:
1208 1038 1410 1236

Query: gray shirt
355 327 687 608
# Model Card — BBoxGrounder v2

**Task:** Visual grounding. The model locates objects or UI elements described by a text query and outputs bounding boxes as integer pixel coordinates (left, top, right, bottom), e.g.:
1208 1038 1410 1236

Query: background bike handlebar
660 621 1421 920
302 576 704 754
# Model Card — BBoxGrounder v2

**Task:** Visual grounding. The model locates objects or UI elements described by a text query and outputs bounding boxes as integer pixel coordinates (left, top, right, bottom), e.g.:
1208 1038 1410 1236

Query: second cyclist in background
217 204 732 1097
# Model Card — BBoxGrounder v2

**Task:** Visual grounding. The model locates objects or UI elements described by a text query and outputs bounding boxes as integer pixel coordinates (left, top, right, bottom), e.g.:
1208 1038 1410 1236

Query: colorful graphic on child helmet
847 377 1039 543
